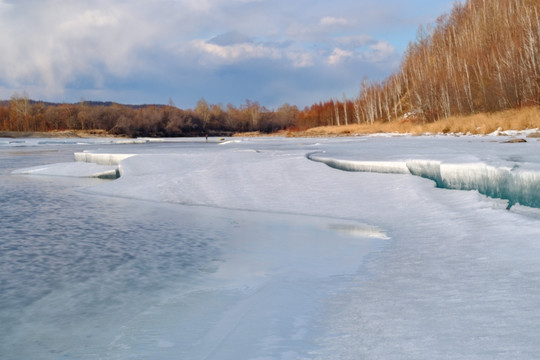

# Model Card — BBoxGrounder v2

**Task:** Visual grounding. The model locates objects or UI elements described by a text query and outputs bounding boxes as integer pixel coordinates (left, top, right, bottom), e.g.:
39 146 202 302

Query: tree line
298 0 540 128
0 95 298 137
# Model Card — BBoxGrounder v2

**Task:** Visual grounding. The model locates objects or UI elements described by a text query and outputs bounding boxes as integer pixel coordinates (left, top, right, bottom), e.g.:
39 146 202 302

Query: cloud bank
0 0 456 108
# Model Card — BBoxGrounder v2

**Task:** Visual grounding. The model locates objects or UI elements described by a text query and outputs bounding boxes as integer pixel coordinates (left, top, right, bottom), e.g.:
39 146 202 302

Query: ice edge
307 152 540 209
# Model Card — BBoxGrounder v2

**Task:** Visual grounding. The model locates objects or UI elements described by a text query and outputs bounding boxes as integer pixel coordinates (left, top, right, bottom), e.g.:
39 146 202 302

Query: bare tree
342 94 348 126
9 91 30 131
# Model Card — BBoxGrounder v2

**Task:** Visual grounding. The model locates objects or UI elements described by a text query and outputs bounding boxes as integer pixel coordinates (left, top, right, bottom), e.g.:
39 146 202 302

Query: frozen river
1 134 540 359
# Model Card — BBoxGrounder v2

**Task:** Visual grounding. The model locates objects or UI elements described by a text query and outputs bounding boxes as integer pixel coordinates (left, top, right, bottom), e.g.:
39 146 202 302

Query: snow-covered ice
11 162 120 179
4 134 540 359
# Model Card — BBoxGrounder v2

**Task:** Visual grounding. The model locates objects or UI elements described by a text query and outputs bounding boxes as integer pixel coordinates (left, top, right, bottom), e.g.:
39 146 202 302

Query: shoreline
3 129 539 140
0 130 122 139
3 105 540 140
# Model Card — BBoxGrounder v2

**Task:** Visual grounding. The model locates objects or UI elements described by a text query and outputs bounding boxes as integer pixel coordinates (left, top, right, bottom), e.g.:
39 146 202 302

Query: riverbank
290 106 540 137
3 107 539 139
0 129 120 138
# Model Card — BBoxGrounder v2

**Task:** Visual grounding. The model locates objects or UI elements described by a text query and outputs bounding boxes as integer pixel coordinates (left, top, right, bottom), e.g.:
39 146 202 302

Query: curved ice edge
307 152 540 209
70 153 130 179
74 152 136 179
11 163 120 179
74 152 135 166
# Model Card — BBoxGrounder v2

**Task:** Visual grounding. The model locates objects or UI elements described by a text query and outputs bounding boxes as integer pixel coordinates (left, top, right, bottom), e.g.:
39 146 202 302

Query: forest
1 0 539 137
298 0 540 128
0 97 298 137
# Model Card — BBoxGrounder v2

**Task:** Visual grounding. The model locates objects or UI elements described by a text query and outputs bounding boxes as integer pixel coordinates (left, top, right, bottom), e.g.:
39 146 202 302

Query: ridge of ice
306 152 409 174
11 162 120 179
11 152 134 179
73 152 135 166
308 152 540 208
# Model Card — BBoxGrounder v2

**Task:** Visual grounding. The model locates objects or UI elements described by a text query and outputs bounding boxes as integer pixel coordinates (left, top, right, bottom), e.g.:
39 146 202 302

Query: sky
0 0 458 109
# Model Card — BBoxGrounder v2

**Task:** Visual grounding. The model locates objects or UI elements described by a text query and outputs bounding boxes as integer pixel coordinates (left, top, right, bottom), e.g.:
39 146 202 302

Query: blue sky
0 0 458 109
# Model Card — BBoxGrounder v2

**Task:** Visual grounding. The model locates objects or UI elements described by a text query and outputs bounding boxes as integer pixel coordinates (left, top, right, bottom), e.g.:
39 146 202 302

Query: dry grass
232 131 285 137
292 106 540 137
0 129 124 138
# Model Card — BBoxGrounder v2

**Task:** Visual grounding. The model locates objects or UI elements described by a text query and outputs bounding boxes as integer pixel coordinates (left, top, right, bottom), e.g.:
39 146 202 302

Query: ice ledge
74 152 135 166
308 152 540 209
74 152 136 178
11 162 120 179
13 153 136 179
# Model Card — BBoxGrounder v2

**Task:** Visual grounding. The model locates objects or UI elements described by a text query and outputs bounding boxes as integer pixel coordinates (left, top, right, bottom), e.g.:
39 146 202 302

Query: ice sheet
7 134 540 359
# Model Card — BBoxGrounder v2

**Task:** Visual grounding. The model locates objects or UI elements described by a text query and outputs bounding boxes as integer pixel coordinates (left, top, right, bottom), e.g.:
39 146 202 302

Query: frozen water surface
2 134 540 359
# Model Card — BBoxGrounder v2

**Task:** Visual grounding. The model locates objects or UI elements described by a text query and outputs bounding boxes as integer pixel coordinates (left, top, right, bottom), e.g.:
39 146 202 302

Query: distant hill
0 99 164 109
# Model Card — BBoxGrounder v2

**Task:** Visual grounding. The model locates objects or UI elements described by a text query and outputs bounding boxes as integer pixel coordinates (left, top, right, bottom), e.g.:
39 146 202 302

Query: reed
298 107 540 137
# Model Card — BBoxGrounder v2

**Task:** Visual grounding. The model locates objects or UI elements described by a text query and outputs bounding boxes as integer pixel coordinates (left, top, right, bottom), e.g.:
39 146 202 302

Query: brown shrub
296 106 540 136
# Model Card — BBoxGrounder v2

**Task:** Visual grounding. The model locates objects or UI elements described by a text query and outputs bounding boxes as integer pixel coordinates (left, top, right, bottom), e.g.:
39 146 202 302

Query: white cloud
320 16 349 26
191 39 282 64
59 10 119 31
327 48 354 65
286 52 315 68
0 0 422 105
190 38 315 68
364 41 397 62
174 0 212 12
0 1 158 98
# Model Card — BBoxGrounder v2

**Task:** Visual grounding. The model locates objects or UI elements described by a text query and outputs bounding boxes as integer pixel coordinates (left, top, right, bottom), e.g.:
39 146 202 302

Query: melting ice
3 134 540 359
